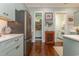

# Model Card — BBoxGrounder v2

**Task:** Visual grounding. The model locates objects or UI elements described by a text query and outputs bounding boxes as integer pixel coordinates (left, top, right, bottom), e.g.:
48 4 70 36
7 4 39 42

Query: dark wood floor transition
28 40 63 56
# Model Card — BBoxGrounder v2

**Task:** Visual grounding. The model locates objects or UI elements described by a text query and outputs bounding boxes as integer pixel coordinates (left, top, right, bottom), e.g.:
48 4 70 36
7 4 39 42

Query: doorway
55 13 67 43
34 11 43 42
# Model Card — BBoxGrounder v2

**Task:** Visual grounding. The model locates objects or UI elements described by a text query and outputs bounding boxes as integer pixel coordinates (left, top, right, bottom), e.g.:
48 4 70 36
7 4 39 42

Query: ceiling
25 3 79 8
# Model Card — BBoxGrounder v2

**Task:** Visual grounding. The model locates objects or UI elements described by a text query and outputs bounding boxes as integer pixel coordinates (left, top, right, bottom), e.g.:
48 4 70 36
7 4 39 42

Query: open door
33 11 43 42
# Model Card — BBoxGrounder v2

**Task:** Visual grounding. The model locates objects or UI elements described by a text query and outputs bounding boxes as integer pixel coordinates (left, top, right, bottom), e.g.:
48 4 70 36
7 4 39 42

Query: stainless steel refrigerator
8 10 32 56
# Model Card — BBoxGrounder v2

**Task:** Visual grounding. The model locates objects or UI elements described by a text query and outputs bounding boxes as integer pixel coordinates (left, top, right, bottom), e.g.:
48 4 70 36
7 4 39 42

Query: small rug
54 46 63 56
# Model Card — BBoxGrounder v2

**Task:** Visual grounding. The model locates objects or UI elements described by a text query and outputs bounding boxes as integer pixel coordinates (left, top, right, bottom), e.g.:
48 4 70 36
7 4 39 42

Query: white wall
28 7 79 42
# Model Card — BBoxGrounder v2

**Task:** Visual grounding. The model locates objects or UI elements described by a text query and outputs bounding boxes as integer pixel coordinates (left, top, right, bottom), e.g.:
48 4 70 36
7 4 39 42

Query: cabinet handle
15 39 19 41
16 45 20 49
3 12 6 15
6 13 8 16
3 12 8 16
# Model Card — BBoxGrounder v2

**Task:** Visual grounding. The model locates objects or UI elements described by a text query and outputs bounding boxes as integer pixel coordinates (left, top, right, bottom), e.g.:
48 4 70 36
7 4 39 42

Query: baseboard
32 40 45 43
35 37 42 39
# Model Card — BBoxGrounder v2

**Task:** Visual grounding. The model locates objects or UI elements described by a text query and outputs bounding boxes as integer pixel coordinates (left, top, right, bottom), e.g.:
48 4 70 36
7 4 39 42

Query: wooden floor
28 41 61 56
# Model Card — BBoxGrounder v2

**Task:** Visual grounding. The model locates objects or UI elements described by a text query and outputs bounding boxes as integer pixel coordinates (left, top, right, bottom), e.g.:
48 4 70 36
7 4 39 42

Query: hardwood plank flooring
29 41 59 56
54 42 63 46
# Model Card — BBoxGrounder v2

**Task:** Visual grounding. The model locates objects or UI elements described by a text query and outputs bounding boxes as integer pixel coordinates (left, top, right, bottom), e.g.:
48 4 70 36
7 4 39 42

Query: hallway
29 41 60 56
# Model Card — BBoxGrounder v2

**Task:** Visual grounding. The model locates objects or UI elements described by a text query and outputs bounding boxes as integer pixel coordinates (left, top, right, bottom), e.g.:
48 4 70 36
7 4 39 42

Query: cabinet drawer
0 39 15 51
0 37 20 52
15 36 23 44
6 48 17 56
0 35 23 56
6 43 23 56
18 43 23 56
19 36 23 43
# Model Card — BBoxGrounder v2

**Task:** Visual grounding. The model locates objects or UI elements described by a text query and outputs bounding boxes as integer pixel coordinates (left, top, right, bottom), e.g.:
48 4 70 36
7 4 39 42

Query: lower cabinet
18 43 23 56
0 35 24 56
70 31 77 35
7 48 17 56
64 38 79 56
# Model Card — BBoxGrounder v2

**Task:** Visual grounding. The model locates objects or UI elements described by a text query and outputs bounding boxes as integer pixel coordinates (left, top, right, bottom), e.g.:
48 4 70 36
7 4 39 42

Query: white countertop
63 35 79 42
0 34 24 42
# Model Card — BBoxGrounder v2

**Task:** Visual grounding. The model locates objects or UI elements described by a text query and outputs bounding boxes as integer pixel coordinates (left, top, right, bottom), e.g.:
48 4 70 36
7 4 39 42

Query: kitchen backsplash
8 21 24 34
0 19 7 34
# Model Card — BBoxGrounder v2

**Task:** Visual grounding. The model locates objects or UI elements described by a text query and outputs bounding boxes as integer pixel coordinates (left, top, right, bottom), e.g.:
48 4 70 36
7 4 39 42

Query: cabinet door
0 3 15 21
0 35 24 56
74 11 79 26
18 44 23 56
15 36 23 56
15 44 23 56
0 4 7 16
0 3 26 21
6 48 17 56
18 36 23 56
3 4 15 21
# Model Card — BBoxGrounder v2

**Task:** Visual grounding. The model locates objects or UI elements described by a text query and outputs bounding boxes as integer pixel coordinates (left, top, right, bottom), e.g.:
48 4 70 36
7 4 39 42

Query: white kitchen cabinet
64 37 79 56
0 3 15 21
5 4 15 21
74 11 79 26
18 36 23 56
63 35 79 56
19 43 23 56
6 48 17 56
0 34 24 56
15 36 24 56
14 3 26 10
16 43 23 56
0 4 7 17
70 31 77 35
0 3 26 21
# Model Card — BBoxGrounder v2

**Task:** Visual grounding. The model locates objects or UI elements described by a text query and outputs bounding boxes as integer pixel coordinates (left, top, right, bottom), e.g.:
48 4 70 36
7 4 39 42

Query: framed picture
68 18 73 22
45 12 53 20
45 12 53 26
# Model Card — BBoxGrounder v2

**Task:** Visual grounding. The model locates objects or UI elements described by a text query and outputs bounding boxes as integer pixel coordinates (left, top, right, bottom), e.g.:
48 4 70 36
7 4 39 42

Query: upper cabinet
0 3 26 21
14 3 26 10
0 4 15 21
74 11 79 26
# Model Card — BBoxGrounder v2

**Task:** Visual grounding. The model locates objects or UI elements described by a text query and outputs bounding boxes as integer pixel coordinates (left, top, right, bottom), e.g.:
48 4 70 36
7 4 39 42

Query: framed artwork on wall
45 12 53 26
68 18 73 22
45 12 53 20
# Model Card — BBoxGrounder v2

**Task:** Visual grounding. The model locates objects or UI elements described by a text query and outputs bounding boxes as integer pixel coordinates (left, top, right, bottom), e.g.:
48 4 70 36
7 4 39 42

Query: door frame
33 11 44 42
54 11 68 42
